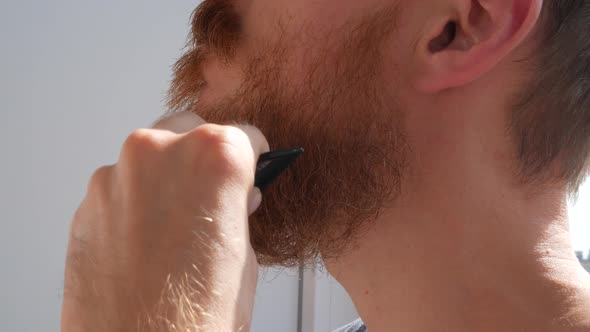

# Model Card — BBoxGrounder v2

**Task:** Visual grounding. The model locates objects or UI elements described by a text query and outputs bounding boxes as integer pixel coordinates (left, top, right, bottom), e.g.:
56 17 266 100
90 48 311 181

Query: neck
327 96 590 332
331 193 589 331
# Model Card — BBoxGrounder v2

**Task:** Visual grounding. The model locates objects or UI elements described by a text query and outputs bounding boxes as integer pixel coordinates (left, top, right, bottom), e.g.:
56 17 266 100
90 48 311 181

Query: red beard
169 0 407 267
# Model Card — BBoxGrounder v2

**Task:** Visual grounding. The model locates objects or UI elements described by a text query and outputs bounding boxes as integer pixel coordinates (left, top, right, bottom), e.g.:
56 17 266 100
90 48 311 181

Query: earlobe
414 0 543 93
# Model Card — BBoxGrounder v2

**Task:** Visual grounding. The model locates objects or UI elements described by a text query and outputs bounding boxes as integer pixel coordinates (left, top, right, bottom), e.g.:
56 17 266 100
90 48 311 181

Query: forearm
62 285 233 332
62 263 258 332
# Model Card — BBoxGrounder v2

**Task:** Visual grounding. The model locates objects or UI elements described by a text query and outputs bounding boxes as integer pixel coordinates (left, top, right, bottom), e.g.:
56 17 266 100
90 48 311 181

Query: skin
62 0 590 331
62 112 268 331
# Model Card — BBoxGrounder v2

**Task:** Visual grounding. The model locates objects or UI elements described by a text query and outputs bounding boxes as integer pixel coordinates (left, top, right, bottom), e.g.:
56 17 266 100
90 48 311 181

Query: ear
414 0 543 92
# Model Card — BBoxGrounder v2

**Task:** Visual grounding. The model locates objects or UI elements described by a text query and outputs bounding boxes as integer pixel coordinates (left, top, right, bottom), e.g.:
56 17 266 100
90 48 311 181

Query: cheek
238 1 351 86
237 0 405 94
241 0 385 47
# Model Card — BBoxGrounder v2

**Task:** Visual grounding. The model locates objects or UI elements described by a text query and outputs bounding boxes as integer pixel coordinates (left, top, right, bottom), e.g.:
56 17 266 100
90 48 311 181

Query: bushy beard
168 0 407 267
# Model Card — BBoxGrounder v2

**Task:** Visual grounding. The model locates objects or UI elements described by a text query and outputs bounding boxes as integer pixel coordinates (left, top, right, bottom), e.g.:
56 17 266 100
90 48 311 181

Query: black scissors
255 148 304 191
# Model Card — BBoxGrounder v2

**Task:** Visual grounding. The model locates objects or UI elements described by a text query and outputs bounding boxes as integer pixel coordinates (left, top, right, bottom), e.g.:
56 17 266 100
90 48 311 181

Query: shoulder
332 319 367 332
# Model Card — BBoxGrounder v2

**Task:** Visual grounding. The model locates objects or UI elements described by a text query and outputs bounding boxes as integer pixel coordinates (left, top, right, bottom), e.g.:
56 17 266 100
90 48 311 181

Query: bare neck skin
327 66 590 332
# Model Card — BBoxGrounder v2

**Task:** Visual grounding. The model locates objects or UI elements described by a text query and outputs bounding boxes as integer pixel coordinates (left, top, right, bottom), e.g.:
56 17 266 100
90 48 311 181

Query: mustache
168 0 241 112
191 0 242 58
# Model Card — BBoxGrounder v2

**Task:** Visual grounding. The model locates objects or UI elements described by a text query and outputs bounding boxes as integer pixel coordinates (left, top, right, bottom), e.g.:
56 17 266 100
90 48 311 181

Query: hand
61 111 269 332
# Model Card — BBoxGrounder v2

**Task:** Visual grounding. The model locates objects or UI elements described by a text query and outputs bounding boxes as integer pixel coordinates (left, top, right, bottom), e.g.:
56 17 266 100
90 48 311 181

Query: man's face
169 0 408 266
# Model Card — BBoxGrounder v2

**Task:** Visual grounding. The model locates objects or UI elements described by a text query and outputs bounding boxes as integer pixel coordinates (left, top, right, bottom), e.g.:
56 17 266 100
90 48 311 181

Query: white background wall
0 1 309 331
1 1 587 332
0 1 358 331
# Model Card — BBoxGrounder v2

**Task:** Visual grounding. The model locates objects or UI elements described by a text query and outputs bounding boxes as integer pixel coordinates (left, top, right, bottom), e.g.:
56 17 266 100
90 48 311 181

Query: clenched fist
62 112 269 332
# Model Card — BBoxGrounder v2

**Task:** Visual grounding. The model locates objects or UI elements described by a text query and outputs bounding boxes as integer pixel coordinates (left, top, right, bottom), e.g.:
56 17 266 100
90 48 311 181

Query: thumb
152 111 207 133
230 124 270 215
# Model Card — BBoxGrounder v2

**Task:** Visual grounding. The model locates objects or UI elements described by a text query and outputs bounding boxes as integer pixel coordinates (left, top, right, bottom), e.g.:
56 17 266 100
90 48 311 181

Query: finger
248 187 263 215
229 125 269 215
152 111 207 134
231 124 271 163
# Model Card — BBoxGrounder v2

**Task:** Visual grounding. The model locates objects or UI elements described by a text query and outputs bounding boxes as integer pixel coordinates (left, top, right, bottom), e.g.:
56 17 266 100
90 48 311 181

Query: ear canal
428 22 457 53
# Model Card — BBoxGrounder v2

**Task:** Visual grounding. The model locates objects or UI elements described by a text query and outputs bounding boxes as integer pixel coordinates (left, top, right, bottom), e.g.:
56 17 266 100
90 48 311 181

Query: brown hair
512 1 590 191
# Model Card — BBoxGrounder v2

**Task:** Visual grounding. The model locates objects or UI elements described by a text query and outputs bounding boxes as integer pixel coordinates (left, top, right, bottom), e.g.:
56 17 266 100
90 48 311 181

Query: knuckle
190 125 252 180
122 129 169 159
191 124 250 149
86 165 113 207
88 166 112 193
